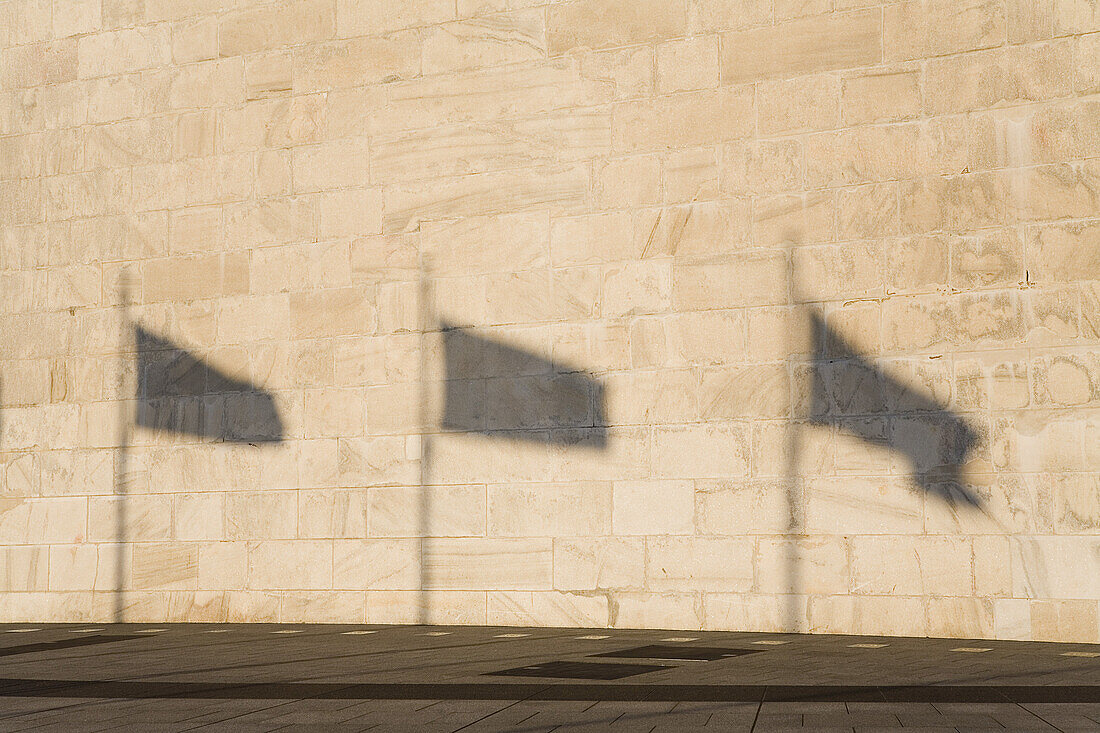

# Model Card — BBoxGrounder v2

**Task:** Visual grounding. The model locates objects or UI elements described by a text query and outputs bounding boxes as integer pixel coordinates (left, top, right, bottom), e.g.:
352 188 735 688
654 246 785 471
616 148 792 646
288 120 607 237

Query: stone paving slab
0 624 1097 730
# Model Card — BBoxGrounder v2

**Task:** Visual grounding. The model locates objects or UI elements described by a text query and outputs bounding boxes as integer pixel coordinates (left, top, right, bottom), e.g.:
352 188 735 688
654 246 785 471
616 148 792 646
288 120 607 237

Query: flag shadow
807 311 981 508
135 326 284 444
439 324 608 448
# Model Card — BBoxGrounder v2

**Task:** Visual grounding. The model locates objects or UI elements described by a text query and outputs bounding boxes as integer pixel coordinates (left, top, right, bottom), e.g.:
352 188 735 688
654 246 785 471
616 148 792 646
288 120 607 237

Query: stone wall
1 0 1099 640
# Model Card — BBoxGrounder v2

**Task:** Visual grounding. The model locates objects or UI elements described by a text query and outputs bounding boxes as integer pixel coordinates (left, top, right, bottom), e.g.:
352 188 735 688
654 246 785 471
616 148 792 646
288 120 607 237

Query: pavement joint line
951 647 992 652
1062 651 1100 657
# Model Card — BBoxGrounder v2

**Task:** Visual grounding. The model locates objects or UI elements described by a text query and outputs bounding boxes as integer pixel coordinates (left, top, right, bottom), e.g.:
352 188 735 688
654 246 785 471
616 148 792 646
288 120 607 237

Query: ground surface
0 624 1099 731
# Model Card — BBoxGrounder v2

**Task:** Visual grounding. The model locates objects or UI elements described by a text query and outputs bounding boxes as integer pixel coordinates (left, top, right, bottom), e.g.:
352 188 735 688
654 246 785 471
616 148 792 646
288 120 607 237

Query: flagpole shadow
416 262 609 625
115 285 285 621
783 235 985 633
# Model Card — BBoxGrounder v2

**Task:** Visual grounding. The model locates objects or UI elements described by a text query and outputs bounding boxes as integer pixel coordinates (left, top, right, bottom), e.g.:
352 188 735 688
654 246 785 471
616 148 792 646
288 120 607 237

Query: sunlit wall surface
1 0 1098 641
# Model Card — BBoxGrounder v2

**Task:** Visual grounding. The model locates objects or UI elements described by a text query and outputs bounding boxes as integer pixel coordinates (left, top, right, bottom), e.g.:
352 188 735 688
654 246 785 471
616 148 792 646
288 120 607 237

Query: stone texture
1 0 1098 645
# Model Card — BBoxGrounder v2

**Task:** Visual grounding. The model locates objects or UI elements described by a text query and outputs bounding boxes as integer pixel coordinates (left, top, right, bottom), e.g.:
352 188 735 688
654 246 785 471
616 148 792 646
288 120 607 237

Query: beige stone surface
1 0 1099 642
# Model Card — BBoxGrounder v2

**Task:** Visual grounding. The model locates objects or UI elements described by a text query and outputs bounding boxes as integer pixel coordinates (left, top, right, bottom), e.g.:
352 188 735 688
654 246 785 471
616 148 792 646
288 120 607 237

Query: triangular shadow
808 312 981 508
135 326 284 444
440 323 608 448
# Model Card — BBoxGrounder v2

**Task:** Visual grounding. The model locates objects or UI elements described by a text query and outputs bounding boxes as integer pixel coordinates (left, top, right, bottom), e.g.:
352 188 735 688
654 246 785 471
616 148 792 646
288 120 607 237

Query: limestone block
220 95 329 152
289 287 375 338
647 536 753 593
171 493 224 541
704 593 794 632
1031 600 1099 643
1029 220 1100 285
168 58 244 110
994 598 1032 640
337 0 454 36
548 0 688 56
247 540 333 590
1055 0 1100 33
806 477 924 535
369 484 485 538
595 155 662 210
423 537 552 590
294 33 420 94
546 427 652 483
377 111 610 187
758 74 841 137
698 479 790 536
664 148 720 202
690 0 772 33
78 26 171 78
226 590 280 622
674 251 787 310
722 140 804 197
1077 33 1100 92
171 16 219 64
293 139 371 194
611 479 693 535
602 261 671 317
612 86 755 154
218 0 334 57
133 542 199 590
927 597 995 639
281 591 366 623
1 39 78 89
488 481 611 537
926 42 1073 116
809 595 926 637
807 120 969 190
973 535 1012 598
333 539 419 590
657 35 719 94
753 192 835 247
366 590 485 625
611 592 701 630
488 591 609 627
573 45 654 101
553 537 644 591
225 490 297 540
296 488 366 539
842 67 921 125
1033 353 1100 407
423 10 545 75
885 0 1005 61
89 494 173 542
194 543 246 590
721 9 881 84
383 165 590 234
0 547 48 592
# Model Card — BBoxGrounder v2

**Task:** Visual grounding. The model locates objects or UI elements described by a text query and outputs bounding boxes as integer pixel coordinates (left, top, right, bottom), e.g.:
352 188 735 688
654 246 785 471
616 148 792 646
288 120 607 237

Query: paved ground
0 624 1099 731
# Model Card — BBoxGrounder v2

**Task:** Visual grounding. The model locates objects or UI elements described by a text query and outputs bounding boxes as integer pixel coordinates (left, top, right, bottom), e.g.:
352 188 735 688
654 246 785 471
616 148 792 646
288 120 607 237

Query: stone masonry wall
1 0 1099 640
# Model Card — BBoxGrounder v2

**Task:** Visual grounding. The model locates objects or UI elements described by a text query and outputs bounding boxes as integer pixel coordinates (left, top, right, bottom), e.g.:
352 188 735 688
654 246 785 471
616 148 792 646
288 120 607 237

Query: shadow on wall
807 311 980 508
440 323 608 447
135 326 284 444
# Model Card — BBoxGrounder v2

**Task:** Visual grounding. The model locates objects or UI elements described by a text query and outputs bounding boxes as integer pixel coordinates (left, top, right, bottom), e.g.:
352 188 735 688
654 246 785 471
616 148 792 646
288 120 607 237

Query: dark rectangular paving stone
486 661 671 680
590 645 762 661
